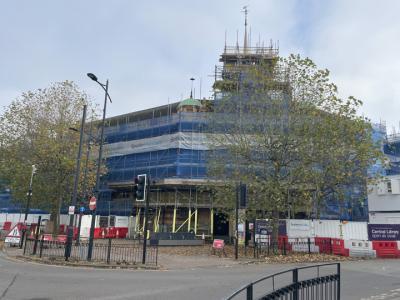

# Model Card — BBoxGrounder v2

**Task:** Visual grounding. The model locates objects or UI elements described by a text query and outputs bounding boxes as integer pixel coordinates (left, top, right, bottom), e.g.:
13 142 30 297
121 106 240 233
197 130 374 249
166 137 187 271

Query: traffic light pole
20 165 36 249
65 104 87 261
235 182 239 260
142 179 150 264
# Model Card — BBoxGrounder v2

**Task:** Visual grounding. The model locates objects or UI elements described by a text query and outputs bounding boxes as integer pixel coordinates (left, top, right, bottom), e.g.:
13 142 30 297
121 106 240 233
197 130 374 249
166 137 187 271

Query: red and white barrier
372 241 400 258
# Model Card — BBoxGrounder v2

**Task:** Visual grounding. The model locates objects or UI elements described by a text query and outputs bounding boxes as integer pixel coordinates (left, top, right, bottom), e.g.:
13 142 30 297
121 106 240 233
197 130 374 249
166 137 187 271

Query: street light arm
94 80 112 103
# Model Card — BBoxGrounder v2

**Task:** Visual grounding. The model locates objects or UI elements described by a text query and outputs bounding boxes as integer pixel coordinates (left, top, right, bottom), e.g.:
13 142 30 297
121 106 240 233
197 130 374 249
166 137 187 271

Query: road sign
5 224 23 245
212 239 225 250
89 196 96 211
68 206 75 215
79 206 85 213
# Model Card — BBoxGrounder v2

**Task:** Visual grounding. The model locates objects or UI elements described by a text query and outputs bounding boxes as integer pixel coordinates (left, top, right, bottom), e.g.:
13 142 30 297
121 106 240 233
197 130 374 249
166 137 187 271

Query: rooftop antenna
199 77 202 99
249 26 252 48
224 30 227 53
242 5 249 53
236 30 239 52
190 77 195 98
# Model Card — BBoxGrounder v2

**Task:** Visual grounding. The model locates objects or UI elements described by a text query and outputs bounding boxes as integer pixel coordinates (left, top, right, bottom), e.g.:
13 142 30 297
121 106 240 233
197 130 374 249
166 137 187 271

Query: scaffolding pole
172 207 177 233
175 210 196 233
188 207 191 232
135 208 141 233
188 188 192 232
210 208 214 236
153 208 158 232
194 208 198 234
142 212 146 234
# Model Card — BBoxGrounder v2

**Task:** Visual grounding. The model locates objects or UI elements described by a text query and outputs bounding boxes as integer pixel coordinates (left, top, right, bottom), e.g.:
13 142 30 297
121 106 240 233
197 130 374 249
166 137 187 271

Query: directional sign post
89 196 96 211
68 206 75 215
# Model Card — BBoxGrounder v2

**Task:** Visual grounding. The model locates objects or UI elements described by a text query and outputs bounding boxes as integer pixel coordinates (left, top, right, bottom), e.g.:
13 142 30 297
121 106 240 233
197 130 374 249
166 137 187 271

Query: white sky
1 0 400 131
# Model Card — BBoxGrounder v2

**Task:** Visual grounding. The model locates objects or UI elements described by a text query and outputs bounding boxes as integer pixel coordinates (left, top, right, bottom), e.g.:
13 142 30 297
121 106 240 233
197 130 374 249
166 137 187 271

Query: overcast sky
1 0 400 131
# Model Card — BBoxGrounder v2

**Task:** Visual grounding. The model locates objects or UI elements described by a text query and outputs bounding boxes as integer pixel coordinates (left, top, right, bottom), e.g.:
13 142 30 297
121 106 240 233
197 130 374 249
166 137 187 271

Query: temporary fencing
255 237 333 257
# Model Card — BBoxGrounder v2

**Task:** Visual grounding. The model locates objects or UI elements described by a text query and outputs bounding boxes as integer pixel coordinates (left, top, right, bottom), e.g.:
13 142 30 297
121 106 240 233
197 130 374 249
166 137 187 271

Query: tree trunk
271 207 279 253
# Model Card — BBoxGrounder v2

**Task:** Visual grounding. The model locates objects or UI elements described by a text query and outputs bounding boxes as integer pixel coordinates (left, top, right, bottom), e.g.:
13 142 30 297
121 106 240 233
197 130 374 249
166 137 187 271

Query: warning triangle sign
5 224 23 245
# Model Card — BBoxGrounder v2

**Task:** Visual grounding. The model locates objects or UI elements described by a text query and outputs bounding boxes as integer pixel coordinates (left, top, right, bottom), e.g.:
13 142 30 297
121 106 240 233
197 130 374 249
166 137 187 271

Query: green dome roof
177 98 202 108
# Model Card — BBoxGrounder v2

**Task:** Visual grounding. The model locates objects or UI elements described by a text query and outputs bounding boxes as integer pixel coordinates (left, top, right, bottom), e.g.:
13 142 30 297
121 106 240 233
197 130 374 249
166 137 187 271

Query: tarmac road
1 251 400 300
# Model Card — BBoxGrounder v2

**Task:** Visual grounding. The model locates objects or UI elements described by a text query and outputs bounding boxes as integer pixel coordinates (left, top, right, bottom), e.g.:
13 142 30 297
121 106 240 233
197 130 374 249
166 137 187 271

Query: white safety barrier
344 240 376 257
291 238 319 253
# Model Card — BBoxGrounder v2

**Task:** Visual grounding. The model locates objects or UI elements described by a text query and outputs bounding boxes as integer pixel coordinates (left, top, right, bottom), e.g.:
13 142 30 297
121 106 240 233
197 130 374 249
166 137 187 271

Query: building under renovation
94 17 373 237
98 16 286 237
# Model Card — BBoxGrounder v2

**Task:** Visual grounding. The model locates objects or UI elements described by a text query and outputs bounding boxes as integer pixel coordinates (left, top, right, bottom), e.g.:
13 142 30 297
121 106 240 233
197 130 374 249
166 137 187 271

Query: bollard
23 235 28 255
19 229 26 249
33 216 41 255
292 268 299 300
39 236 44 258
337 263 341 300
246 284 253 300
308 237 311 254
106 238 112 264
283 240 286 255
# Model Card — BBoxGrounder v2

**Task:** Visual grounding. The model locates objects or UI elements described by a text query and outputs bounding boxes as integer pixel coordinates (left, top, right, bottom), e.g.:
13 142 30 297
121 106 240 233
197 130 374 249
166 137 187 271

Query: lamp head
87 73 98 82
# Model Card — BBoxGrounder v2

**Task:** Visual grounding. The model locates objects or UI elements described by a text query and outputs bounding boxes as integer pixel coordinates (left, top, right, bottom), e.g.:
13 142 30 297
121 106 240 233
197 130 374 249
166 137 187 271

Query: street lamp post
20 164 37 248
65 104 87 260
87 73 112 261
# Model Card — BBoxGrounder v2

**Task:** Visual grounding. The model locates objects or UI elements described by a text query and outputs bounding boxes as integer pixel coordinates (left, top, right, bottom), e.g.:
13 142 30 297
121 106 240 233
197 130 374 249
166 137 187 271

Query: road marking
361 288 400 300
0 274 17 300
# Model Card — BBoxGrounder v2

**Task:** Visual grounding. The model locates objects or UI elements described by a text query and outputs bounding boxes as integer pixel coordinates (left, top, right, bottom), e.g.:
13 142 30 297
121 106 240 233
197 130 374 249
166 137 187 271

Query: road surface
1 252 400 299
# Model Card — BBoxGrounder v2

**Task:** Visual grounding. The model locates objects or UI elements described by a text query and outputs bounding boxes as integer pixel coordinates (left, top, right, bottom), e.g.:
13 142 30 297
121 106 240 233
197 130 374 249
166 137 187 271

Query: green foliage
207 54 384 236
0 81 101 225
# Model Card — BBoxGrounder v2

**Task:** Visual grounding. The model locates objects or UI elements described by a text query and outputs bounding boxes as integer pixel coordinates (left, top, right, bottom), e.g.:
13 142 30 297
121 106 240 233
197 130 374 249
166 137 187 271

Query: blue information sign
79 207 85 213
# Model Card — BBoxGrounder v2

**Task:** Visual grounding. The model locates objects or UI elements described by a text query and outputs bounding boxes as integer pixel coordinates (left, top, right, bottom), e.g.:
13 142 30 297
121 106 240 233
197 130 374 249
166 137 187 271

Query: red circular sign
89 196 96 211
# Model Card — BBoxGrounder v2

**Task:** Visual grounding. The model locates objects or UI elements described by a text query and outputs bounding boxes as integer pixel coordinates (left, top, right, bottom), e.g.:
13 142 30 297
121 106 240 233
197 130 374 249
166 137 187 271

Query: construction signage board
212 239 225 249
368 224 400 241
255 219 287 236
5 224 22 245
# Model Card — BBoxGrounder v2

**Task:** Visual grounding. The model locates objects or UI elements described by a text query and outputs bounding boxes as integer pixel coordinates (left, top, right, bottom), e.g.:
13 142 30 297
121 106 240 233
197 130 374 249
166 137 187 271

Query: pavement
1 245 400 299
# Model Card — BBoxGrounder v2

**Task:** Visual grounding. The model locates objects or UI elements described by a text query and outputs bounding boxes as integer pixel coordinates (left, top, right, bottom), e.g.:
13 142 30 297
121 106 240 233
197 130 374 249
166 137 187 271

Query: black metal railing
23 237 158 265
226 263 340 300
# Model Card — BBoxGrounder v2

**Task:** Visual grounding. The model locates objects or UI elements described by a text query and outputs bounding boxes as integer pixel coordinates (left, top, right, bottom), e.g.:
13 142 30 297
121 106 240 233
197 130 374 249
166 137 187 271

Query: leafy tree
207 54 383 242
0 81 100 232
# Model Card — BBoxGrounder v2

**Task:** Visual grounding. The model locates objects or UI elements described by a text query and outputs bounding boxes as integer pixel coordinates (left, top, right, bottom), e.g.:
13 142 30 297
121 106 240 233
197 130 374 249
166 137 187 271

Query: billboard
368 224 400 241
255 219 287 236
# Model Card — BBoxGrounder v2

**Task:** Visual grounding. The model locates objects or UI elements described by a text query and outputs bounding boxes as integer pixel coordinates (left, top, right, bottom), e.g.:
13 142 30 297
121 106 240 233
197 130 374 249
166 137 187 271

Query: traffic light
135 174 147 201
